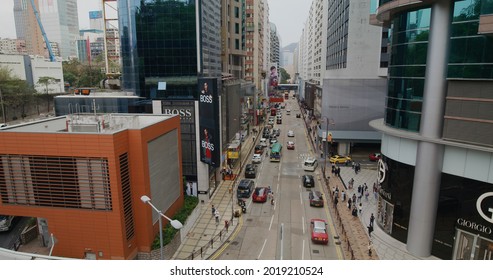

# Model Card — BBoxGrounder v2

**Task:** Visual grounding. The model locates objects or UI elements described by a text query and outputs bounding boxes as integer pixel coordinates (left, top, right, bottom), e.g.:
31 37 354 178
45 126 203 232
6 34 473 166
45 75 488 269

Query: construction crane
29 0 56 62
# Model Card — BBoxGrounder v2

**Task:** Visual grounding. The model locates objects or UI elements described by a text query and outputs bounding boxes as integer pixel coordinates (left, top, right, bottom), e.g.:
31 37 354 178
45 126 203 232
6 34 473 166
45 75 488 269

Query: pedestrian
347 198 352 209
352 161 355 169
357 185 362 194
334 196 338 207
337 167 341 176
368 241 373 257
365 190 369 201
341 190 346 202
214 210 220 226
367 224 374 238
370 213 375 227
364 183 368 192
358 202 363 213
211 205 216 218
352 207 358 217
358 192 362 203
352 194 356 204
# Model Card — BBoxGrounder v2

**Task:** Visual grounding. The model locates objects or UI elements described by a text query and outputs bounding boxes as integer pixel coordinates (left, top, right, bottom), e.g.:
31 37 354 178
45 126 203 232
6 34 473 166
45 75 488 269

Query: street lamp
320 117 335 179
140 195 183 260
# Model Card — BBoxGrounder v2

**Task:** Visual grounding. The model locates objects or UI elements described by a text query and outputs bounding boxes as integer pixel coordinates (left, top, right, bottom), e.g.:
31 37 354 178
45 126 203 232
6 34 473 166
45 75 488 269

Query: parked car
287 130 294 137
369 153 382 161
255 145 264 154
309 190 324 207
310 219 329 244
237 179 255 199
270 135 278 144
244 164 257 178
287 141 295 150
329 155 352 164
252 187 269 203
286 109 291 115
252 154 262 164
302 174 315 188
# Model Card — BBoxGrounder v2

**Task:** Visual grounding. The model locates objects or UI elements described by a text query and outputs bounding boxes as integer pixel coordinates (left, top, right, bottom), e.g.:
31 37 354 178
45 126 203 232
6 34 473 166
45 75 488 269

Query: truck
0 215 15 232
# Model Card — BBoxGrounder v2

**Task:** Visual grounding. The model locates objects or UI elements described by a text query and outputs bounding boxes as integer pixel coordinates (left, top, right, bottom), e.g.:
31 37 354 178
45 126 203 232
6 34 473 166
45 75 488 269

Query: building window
235 23 240 34
234 7 240 18
235 39 240 50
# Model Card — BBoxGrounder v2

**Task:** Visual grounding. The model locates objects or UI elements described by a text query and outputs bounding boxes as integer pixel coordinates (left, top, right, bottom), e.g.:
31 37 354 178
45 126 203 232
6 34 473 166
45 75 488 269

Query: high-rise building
221 0 246 79
38 0 80 59
89 10 104 30
119 0 223 203
369 0 493 260
298 0 387 157
245 0 267 90
269 22 281 71
13 0 46 57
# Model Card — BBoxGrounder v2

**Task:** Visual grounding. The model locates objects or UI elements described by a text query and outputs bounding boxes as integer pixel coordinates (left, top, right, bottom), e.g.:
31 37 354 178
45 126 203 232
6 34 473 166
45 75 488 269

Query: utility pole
0 88 6 123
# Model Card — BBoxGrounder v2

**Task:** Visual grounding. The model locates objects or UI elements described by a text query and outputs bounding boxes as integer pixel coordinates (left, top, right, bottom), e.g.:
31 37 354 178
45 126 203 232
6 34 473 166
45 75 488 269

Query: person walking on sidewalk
370 213 375 227
211 205 216 219
341 190 346 202
368 241 373 258
214 210 220 226
352 194 357 204
365 189 369 201
358 202 363 214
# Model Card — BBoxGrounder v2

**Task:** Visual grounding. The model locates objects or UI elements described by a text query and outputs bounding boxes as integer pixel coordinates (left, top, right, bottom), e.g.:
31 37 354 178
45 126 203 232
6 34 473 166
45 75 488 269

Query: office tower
38 0 80 59
13 0 46 57
221 0 247 79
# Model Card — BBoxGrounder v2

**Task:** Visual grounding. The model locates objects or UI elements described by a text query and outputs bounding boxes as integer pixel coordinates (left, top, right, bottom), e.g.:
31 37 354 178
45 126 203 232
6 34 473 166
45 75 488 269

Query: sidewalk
172 131 258 260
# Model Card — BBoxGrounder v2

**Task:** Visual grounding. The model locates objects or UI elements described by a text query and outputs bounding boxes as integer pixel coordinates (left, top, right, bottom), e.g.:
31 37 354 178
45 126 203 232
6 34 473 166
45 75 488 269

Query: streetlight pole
140 195 183 260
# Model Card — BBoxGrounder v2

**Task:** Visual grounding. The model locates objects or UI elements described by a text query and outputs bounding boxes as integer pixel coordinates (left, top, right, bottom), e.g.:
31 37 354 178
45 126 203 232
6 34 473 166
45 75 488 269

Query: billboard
89 11 103 19
198 78 220 167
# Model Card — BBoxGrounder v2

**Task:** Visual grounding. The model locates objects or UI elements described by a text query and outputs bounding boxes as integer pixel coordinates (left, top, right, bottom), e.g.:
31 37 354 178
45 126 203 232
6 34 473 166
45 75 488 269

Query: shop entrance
377 197 394 234
453 229 493 260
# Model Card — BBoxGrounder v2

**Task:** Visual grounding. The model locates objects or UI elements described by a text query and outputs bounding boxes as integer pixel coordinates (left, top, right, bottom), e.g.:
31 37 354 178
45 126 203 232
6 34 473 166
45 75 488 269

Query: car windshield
313 221 326 233
304 160 316 167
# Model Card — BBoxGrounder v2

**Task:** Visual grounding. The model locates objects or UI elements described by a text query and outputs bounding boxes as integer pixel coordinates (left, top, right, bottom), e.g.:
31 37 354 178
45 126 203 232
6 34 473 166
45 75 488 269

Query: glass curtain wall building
370 0 493 260
119 0 222 186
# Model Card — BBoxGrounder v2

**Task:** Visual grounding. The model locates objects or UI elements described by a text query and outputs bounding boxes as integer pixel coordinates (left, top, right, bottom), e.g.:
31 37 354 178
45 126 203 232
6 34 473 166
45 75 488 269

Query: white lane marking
276 183 279 193
269 214 275 231
302 216 305 234
300 192 303 205
257 239 268 260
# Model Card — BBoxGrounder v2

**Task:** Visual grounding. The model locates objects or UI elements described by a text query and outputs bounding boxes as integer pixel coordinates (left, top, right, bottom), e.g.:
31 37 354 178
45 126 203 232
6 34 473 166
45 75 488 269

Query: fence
182 217 234 260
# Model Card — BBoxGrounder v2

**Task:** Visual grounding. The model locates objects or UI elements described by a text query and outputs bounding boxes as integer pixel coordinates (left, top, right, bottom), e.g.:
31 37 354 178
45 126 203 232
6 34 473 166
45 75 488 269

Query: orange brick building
0 114 183 259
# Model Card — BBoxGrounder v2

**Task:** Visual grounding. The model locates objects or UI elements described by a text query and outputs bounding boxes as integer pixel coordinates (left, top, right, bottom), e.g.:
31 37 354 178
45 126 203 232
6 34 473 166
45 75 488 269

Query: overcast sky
0 0 310 48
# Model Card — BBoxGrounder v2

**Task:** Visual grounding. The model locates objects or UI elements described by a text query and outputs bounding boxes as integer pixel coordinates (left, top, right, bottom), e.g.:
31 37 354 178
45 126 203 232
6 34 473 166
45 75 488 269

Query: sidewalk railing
181 217 234 260
323 176 356 260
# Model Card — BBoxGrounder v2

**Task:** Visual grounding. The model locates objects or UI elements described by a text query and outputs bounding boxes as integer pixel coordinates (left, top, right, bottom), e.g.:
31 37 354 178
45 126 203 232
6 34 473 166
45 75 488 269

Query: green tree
0 67 35 121
279 68 291 84
37 76 57 94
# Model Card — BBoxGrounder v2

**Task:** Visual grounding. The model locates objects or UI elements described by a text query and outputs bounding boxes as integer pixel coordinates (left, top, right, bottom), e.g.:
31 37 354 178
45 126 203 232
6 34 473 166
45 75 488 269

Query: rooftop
0 114 174 134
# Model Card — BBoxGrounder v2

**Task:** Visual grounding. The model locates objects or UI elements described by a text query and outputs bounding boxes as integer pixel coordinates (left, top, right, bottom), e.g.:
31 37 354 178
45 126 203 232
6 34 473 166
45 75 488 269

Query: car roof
303 174 314 180
312 221 326 233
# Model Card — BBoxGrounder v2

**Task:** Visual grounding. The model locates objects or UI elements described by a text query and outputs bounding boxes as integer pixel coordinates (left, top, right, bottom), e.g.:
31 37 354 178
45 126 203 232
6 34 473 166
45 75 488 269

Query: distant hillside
282 42 298 52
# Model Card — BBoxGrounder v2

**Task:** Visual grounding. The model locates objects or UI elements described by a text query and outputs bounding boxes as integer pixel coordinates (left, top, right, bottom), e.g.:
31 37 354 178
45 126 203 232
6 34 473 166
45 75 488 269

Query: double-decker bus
270 143 282 162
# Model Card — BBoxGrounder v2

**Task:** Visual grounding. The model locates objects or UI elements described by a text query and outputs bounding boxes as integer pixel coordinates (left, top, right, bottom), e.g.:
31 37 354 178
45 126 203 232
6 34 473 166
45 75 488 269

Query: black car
302 175 315 188
244 164 257 178
309 190 324 207
273 128 280 136
296 114 301 118
237 179 255 198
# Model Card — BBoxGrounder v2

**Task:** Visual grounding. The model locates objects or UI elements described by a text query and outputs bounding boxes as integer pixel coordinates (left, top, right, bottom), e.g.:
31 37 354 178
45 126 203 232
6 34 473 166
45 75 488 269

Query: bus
270 143 282 162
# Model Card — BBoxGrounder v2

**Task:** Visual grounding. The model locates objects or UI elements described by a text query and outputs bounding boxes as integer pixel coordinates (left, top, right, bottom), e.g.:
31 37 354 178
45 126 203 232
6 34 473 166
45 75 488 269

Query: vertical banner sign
198 78 220 167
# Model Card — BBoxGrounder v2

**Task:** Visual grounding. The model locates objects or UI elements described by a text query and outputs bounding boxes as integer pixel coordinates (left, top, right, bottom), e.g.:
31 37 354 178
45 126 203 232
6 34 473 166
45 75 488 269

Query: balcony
373 0 427 27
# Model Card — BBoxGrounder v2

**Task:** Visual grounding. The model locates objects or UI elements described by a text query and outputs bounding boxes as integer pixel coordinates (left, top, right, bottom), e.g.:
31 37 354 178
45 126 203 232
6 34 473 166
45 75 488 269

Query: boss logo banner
198 78 220 167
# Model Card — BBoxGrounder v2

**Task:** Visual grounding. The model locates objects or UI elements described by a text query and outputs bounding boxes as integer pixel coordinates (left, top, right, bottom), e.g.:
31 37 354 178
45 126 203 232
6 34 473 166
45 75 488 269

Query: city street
217 95 343 260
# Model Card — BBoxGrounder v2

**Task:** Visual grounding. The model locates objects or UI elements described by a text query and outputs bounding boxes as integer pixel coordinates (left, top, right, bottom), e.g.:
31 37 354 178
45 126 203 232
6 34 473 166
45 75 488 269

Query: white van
286 109 291 115
303 157 318 171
